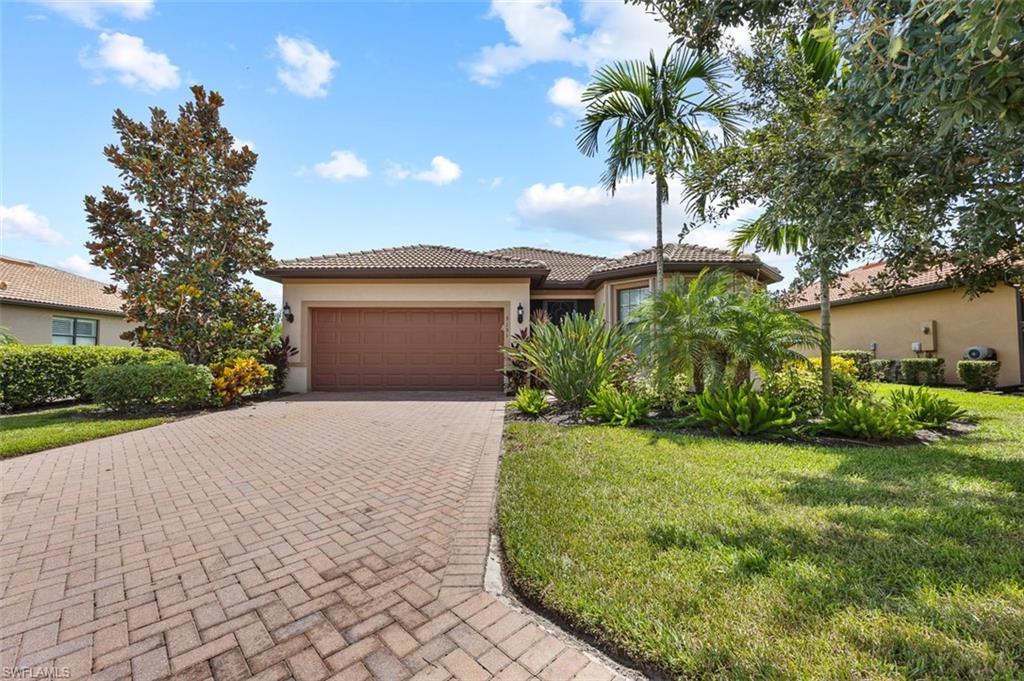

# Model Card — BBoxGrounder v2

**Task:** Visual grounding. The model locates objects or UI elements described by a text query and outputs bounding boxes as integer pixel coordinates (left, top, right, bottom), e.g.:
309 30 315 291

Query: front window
617 286 650 324
52 316 98 345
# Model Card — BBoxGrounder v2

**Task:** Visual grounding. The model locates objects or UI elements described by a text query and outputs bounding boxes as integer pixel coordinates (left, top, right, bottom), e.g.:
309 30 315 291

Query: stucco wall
280 277 532 392
796 283 1022 387
0 303 132 346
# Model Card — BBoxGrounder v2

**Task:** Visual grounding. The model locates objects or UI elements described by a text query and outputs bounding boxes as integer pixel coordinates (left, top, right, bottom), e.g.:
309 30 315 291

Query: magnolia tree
85 86 277 365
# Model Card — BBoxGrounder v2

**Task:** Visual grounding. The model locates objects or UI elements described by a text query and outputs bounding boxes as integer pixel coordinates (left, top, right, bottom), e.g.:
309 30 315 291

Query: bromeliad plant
583 384 652 427
692 382 799 437
502 312 637 409
889 386 968 428
509 387 549 416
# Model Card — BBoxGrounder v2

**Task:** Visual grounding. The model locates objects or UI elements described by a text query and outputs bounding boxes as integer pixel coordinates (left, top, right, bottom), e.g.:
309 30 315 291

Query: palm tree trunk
654 174 665 295
819 266 833 404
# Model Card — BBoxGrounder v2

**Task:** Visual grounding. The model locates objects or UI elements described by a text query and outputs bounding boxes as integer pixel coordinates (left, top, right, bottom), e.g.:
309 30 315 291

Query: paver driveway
1 394 622 681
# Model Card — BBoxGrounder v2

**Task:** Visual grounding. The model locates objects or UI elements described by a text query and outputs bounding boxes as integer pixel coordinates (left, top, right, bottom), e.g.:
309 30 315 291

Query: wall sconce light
516 303 524 324
282 302 294 324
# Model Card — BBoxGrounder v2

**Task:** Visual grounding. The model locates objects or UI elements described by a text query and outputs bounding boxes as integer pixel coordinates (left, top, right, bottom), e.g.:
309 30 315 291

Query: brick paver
1 393 625 680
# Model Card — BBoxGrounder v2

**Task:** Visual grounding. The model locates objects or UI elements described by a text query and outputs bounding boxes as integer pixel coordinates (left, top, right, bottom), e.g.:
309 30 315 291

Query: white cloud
547 76 586 115
467 0 672 85
314 151 370 181
83 32 180 91
274 35 337 98
35 0 153 28
58 255 112 283
413 156 462 185
0 204 66 245
389 156 462 186
232 139 256 152
489 177 503 188
514 178 760 253
548 112 566 128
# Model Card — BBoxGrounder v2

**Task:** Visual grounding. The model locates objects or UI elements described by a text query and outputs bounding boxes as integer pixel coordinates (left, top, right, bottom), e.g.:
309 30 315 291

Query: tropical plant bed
506 404 976 449
498 388 1024 679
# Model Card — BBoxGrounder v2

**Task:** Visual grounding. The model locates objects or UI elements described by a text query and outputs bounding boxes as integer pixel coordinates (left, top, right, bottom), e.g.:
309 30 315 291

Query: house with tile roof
259 243 781 392
0 256 132 346
789 260 1023 387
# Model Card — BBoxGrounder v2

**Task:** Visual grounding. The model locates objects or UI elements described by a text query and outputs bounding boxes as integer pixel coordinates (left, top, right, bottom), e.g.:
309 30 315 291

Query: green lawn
500 388 1024 679
0 405 169 459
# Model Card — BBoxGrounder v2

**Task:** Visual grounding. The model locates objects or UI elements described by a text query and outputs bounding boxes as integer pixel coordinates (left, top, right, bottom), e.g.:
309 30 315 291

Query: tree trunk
819 267 833 404
654 174 665 295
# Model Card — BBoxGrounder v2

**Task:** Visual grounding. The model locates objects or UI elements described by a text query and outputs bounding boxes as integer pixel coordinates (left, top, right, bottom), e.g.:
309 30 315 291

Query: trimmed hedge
833 350 873 379
898 358 945 386
0 345 179 410
868 359 898 383
957 360 1000 391
85 363 213 412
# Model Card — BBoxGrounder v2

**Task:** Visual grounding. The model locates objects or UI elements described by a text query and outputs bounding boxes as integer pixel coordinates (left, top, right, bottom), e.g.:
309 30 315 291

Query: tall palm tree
577 47 739 294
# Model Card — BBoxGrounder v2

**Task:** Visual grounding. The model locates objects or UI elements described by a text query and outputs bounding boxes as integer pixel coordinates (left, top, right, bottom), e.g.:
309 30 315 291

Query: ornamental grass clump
502 312 636 408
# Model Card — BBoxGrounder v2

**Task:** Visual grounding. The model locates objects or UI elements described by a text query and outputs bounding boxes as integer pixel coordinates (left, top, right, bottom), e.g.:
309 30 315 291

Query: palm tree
638 269 737 392
638 269 820 392
577 47 739 294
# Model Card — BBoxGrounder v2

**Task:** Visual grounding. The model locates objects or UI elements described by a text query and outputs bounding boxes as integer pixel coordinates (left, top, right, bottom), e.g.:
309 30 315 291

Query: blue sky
1 0 787 302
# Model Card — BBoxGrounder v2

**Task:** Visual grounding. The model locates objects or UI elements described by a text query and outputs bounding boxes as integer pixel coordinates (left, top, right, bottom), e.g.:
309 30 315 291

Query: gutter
0 297 126 317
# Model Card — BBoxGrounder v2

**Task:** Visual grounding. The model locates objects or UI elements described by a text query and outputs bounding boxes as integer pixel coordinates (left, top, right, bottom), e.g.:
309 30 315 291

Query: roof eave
584 260 783 287
257 266 549 285
0 297 125 317
787 281 954 312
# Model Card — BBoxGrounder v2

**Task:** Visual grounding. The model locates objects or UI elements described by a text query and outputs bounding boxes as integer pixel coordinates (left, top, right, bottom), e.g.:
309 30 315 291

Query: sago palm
577 47 739 294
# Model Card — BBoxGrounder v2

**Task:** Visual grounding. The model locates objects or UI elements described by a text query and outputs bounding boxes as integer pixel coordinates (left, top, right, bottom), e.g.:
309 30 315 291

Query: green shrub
957 360 1000 391
509 387 549 416
85 363 213 412
833 350 873 379
501 312 636 408
692 383 798 437
868 358 897 382
812 397 917 441
765 356 864 417
583 384 651 426
888 386 968 428
627 371 693 414
898 358 945 385
210 357 272 405
0 345 179 410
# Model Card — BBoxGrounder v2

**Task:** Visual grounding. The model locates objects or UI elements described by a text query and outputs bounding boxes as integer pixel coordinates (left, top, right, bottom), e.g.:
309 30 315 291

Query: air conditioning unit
964 346 996 360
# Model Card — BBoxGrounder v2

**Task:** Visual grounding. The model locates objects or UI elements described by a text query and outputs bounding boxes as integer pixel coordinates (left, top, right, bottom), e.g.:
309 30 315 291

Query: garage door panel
311 307 503 390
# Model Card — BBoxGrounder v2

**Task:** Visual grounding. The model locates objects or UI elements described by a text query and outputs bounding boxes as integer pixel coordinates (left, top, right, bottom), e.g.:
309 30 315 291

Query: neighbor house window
52 316 98 345
617 286 650 324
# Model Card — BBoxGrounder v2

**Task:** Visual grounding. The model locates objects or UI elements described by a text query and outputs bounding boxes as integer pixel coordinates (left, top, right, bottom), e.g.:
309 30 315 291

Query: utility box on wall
920 319 937 352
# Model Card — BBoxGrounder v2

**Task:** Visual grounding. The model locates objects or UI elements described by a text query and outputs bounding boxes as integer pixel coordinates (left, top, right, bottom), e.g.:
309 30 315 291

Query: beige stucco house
0 256 132 346
790 261 1023 388
260 244 781 392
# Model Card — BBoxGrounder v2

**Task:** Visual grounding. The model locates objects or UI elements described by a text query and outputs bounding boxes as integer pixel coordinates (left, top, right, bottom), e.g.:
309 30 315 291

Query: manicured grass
0 405 169 459
500 388 1024 679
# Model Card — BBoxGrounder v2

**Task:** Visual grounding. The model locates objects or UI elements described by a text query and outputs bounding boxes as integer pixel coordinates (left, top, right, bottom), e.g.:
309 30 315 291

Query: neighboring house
260 243 781 392
789 261 1024 387
0 256 131 346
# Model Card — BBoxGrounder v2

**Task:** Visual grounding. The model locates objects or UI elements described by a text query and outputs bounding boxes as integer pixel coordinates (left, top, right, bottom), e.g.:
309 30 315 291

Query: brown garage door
310 308 505 391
